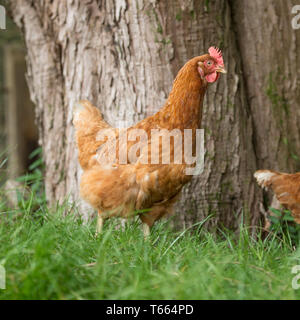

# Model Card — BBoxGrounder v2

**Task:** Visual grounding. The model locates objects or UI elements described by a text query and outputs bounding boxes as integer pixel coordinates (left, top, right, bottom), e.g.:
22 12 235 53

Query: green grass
1 201 300 300
1 149 300 299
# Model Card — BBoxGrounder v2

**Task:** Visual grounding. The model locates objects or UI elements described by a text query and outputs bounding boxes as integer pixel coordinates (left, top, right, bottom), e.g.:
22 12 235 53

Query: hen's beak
216 66 227 74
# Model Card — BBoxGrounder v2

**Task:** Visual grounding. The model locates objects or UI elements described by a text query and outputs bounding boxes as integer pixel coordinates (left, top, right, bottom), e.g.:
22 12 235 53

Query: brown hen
73 47 226 237
254 170 300 224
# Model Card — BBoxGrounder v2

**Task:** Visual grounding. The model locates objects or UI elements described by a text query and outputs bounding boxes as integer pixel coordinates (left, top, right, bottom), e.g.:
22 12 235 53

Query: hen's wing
254 170 300 223
80 129 190 219
134 128 191 204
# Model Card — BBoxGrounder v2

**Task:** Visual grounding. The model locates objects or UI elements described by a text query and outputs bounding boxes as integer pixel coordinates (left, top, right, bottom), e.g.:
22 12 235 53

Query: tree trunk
8 0 300 230
232 0 300 172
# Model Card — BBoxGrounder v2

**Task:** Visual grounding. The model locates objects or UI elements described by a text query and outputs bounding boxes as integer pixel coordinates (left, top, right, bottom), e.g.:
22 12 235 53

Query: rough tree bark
8 0 300 230
232 0 300 172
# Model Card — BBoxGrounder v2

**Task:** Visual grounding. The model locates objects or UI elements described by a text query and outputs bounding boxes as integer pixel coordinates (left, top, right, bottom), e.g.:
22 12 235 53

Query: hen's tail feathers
254 169 300 224
254 170 278 190
73 100 112 170
73 100 111 131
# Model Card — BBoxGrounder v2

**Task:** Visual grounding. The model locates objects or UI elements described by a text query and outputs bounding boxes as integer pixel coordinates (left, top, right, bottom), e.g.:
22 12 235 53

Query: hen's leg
142 223 151 238
139 214 155 239
139 203 176 239
96 211 104 236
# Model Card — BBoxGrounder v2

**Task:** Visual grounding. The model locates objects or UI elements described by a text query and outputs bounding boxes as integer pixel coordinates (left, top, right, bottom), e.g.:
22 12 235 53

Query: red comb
208 46 224 66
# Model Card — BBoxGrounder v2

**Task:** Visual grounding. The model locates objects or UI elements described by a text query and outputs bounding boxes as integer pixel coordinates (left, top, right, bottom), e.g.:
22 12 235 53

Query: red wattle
205 72 218 83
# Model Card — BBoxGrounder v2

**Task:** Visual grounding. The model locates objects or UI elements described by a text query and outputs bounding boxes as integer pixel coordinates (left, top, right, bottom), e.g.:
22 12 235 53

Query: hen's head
196 47 226 83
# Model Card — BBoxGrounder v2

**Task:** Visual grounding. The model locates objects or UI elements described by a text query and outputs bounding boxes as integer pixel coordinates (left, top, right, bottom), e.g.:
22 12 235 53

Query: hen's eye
206 60 213 66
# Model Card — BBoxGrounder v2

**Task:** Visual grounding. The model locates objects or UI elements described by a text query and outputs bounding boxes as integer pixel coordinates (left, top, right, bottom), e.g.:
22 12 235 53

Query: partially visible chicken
254 170 300 224
74 47 226 237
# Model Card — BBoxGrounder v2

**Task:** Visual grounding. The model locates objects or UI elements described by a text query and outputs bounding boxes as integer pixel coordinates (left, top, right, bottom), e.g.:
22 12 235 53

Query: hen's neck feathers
154 60 207 131
132 58 208 133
